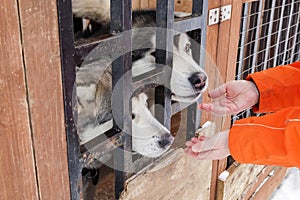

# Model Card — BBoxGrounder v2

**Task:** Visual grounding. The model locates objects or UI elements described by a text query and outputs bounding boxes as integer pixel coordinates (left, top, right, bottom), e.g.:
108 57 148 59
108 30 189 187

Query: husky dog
72 0 110 25
75 8 208 161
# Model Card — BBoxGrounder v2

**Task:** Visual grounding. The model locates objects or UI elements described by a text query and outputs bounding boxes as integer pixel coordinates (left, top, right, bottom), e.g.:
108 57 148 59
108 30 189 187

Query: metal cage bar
291 6 300 60
237 3 249 80
250 0 263 73
110 1 133 198
58 0 209 199
273 0 286 66
155 0 174 130
234 0 300 122
186 0 208 140
262 0 276 71
57 0 82 199
282 0 295 63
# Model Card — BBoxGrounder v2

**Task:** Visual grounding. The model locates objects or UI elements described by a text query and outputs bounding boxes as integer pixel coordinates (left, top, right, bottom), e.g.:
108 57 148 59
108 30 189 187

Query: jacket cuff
246 73 270 112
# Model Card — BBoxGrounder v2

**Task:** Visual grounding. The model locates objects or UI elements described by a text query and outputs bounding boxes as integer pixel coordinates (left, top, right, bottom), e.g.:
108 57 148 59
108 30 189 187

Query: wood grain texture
0 1 39 199
242 166 276 199
217 163 266 200
251 167 287 200
18 1 70 199
120 149 212 200
203 0 223 199
175 0 192 12
222 0 246 131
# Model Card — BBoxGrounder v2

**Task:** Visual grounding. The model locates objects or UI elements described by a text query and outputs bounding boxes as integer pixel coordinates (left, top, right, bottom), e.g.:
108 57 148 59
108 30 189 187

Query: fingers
191 136 216 152
208 84 226 99
196 149 229 160
185 136 206 157
185 131 230 160
185 137 203 147
185 147 229 160
198 102 231 116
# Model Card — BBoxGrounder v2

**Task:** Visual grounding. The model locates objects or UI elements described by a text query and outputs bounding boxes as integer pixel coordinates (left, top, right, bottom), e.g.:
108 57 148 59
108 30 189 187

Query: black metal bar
74 34 116 64
80 128 122 155
155 0 174 130
174 16 205 33
110 0 133 199
110 0 132 32
192 0 203 15
186 0 208 140
132 68 165 89
56 0 82 199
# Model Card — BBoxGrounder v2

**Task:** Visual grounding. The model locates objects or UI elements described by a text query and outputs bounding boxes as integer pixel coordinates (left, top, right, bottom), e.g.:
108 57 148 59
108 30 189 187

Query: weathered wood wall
0 1 39 199
0 0 70 199
120 149 212 200
217 163 287 200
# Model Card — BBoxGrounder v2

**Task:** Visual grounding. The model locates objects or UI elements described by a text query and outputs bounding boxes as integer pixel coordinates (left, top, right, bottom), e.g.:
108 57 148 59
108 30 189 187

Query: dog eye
185 43 191 52
132 114 136 120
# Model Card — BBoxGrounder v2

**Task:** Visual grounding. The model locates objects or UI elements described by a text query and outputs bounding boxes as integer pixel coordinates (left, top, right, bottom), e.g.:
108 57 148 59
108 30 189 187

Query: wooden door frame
0 0 70 199
204 0 243 199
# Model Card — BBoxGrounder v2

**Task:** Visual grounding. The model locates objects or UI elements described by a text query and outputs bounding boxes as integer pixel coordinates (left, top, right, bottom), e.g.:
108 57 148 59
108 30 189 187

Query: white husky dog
74 2 208 161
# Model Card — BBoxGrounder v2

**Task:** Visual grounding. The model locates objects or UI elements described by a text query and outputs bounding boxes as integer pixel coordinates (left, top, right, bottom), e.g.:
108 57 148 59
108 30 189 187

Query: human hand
198 80 259 115
185 130 230 160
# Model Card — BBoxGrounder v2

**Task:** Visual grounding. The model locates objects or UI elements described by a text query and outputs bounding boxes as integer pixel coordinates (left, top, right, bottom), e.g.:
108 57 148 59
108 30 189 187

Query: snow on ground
270 168 300 200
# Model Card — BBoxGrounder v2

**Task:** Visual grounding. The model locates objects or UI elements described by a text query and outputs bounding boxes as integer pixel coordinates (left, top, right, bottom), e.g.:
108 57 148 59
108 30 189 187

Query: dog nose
188 72 207 91
158 134 174 148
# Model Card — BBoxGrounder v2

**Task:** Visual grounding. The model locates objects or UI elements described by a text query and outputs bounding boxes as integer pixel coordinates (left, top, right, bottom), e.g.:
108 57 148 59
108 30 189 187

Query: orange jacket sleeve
229 61 300 168
247 61 300 112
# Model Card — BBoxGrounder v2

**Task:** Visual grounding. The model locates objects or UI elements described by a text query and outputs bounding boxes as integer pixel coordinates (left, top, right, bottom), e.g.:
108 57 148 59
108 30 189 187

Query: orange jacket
229 61 300 168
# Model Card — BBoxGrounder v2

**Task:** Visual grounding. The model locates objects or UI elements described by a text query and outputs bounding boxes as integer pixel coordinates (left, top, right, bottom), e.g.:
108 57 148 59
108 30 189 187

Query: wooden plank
132 0 141 10
217 0 244 191
251 167 288 200
120 149 212 200
242 166 276 199
0 1 39 199
225 0 243 84
140 0 150 9
217 163 265 200
206 0 238 198
17 1 70 199
215 0 243 199
148 0 157 9
175 0 193 12
203 0 223 199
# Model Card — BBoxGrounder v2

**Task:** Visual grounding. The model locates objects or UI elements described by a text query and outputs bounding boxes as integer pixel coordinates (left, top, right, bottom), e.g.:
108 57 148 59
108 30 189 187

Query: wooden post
17 1 71 199
0 1 39 199
0 0 70 199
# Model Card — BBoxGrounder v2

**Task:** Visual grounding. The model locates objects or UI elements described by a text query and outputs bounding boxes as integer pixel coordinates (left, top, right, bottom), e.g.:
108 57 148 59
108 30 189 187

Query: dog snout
158 134 174 148
188 72 207 91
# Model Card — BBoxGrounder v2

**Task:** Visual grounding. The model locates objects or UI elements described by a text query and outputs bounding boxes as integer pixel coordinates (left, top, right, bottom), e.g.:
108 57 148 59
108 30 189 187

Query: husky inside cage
58 0 208 199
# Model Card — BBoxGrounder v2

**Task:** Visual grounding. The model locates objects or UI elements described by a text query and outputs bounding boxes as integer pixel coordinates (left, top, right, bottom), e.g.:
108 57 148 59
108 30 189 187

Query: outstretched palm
199 80 259 115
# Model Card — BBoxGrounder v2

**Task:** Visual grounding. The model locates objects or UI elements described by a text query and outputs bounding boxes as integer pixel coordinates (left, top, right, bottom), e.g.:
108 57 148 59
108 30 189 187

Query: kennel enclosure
0 0 299 199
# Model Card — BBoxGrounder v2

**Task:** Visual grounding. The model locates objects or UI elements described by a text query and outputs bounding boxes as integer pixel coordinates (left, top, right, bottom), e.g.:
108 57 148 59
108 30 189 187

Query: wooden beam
217 163 266 200
251 167 288 200
242 166 277 199
17 1 70 199
204 0 223 198
148 0 157 9
0 0 39 199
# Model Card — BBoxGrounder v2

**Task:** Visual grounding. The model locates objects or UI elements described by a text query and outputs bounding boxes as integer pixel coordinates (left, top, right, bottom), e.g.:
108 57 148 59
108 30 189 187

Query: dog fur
75 6 208 162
